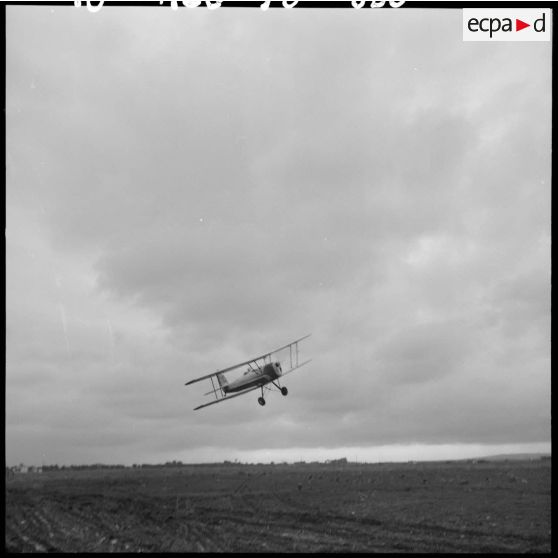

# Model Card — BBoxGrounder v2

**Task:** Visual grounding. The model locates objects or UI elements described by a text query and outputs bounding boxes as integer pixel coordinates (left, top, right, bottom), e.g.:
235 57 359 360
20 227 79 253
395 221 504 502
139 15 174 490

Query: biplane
184 334 311 410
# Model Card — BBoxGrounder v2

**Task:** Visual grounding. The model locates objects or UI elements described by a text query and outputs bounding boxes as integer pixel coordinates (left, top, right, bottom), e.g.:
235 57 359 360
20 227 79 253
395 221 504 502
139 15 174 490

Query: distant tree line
12 455 368 472
42 464 127 471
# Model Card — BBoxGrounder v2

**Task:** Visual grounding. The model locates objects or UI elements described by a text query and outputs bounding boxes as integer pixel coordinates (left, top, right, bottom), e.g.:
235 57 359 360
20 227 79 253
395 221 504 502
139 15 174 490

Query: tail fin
216 373 228 389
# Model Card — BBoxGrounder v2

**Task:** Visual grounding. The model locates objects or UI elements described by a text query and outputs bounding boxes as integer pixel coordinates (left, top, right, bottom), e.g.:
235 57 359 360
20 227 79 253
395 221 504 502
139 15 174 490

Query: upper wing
184 333 312 386
266 333 312 361
185 358 257 386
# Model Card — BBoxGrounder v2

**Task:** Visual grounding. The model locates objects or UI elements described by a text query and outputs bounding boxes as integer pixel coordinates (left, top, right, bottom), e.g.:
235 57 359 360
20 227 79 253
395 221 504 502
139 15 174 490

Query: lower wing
193 386 260 411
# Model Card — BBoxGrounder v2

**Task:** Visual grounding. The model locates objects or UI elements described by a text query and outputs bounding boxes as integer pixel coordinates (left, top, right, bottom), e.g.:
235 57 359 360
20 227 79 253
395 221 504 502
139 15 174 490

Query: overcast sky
6 4 551 467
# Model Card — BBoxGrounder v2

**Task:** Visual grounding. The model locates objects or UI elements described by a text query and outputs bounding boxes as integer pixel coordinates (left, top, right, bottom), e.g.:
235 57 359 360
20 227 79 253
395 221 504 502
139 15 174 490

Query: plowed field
5 459 551 552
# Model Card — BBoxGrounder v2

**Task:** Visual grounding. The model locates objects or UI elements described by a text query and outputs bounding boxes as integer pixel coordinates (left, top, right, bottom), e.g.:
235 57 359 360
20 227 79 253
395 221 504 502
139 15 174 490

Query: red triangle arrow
516 19 530 32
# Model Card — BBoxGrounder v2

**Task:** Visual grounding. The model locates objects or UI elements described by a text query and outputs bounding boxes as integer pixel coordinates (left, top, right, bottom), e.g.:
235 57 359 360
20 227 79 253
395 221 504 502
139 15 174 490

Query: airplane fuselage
222 362 282 393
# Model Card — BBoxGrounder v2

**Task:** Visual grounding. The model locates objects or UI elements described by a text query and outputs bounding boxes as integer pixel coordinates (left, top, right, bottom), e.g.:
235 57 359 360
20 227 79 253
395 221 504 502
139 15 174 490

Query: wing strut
210 375 219 400
290 344 293 368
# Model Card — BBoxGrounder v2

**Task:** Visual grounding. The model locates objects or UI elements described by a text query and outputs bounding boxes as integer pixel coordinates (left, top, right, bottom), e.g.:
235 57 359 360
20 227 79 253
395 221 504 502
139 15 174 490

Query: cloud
6 5 550 466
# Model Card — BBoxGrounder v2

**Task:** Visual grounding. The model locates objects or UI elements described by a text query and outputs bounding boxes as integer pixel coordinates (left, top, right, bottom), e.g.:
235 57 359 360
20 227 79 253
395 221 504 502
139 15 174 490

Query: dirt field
5 459 551 552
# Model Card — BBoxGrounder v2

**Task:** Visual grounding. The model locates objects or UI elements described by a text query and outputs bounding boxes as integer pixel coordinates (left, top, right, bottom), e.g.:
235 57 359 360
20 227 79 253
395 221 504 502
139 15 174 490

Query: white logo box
463 8 551 42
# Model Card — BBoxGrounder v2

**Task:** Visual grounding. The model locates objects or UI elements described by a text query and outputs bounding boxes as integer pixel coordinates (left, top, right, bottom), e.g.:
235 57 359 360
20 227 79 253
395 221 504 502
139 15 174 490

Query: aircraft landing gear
257 383 287 406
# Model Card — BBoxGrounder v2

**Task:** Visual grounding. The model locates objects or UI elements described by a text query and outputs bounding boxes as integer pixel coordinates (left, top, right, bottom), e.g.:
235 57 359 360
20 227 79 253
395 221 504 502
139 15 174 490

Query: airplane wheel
258 397 266 406
281 387 288 396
